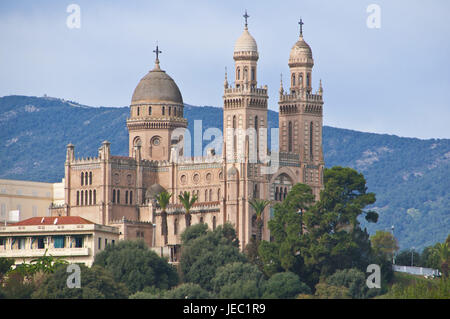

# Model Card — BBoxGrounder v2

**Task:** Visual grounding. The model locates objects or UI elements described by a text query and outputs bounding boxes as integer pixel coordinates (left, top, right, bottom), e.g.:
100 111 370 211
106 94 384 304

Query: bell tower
278 20 325 198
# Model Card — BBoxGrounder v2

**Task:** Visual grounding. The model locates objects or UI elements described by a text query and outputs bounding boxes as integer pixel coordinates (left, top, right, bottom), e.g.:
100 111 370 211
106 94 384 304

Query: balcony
0 247 90 258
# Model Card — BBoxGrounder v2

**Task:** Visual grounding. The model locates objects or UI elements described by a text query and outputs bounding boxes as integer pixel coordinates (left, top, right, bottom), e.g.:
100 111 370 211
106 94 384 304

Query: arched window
168 106 171 116
212 216 217 230
112 189 116 203
89 172 92 185
310 121 314 160
288 121 293 152
93 190 96 205
174 218 178 235
162 106 165 116
129 191 132 205
85 190 88 205
209 189 212 202
217 188 221 201
117 190 120 204
80 190 84 205
244 68 248 81
76 191 80 206
84 172 88 186
89 190 92 205
137 107 140 116
275 187 279 201
307 73 310 87
81 172 84 186
292 74 296 86
125 190 129 204
205 189 208 202
251 67 255 81
149 106 152 115
237 68 240 80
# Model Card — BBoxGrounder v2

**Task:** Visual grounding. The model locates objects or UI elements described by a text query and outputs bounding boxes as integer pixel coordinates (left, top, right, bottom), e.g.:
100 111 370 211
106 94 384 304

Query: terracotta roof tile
12 216 95 226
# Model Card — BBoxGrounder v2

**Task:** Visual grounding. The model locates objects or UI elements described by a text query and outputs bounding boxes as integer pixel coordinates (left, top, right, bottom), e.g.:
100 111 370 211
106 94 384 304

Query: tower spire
224 66 229 89
279 73 284 95
243 10 250 29
298 18 304 37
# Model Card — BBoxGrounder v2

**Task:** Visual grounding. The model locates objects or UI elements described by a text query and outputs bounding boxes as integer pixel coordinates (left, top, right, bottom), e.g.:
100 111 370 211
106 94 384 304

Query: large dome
289 36 313 62
131 63 183 104
234 28 258 53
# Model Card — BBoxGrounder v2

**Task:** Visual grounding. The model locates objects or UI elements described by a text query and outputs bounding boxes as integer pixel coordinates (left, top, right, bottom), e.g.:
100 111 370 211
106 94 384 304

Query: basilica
50 15 325 262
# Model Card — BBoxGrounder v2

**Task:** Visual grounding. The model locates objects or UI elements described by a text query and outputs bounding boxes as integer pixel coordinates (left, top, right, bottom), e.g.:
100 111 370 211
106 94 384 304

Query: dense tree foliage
262 272 310 299
180 223 246 290
93 240 178 293
32 264 128 299
371 230 399 261
211 262 265 299
326 268 374 299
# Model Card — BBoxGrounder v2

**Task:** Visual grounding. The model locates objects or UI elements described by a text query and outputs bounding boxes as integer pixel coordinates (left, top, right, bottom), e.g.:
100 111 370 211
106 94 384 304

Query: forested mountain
0 95 448 250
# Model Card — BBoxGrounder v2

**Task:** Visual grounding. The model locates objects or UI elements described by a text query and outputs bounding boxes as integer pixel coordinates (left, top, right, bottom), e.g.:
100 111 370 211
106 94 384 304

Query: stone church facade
51 17 325 262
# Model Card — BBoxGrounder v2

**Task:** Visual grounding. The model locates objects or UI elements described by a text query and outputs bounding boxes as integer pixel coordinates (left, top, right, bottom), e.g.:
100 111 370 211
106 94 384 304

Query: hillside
0 95 448 250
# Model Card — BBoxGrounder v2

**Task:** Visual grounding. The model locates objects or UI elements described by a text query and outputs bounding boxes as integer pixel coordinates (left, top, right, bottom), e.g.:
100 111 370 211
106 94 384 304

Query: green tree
212 262 265 298
180 223 246 291
249 198 271 242
258 183 314 277
262 272 311 299
0 257 14 283
434 242 449 277
314 282 350 299
32 264 128 299
326 268 376 299
93 240 178 294
371 231 399 262
165 283 211 299
179 191 198 228
396 249 421 267
156 191 172 245
300 167 378 284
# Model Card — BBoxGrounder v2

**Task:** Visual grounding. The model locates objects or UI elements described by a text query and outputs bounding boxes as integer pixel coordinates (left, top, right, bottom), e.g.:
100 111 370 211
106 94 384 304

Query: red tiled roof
12 216 95 226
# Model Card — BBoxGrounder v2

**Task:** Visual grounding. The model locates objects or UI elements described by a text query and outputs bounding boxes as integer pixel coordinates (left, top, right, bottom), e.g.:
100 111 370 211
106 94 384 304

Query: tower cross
243 10 250 28
298 18 304 37
153 44 162 62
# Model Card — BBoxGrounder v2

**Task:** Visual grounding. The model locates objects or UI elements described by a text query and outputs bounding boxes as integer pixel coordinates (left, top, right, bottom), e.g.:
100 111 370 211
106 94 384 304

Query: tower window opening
169 106 171 116
251 67 255 81
149 106 152 115
117 190 120 204
89 190 92 205
129 191 132 205
112 189 116 204
307 73 310 87
85 190 88 205
93 190 96 205
237 68 240 80
81 172 84 186
81 190 84 205
299 73 303 87
292 74 296 86
89 172 92 185
85 172 88 186
76 191 80 206
125 190 129 204
288 121 293 152
310 121 314 160
162 106 165 116
137 107 140 116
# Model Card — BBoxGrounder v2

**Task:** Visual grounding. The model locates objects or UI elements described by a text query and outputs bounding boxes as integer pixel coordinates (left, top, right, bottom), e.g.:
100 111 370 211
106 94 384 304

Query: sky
0 0 449 139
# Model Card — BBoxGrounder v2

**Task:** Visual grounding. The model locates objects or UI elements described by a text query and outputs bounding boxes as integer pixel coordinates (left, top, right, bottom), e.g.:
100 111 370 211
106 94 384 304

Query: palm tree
156 191 172 245
249 198 271 242
434 242 449 277
178 191 198 228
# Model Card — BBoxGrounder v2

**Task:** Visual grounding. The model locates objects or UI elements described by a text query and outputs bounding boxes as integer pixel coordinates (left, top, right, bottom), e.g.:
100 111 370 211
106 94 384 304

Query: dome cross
243 10 250 28
153 44 162 63
298 18 304 37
